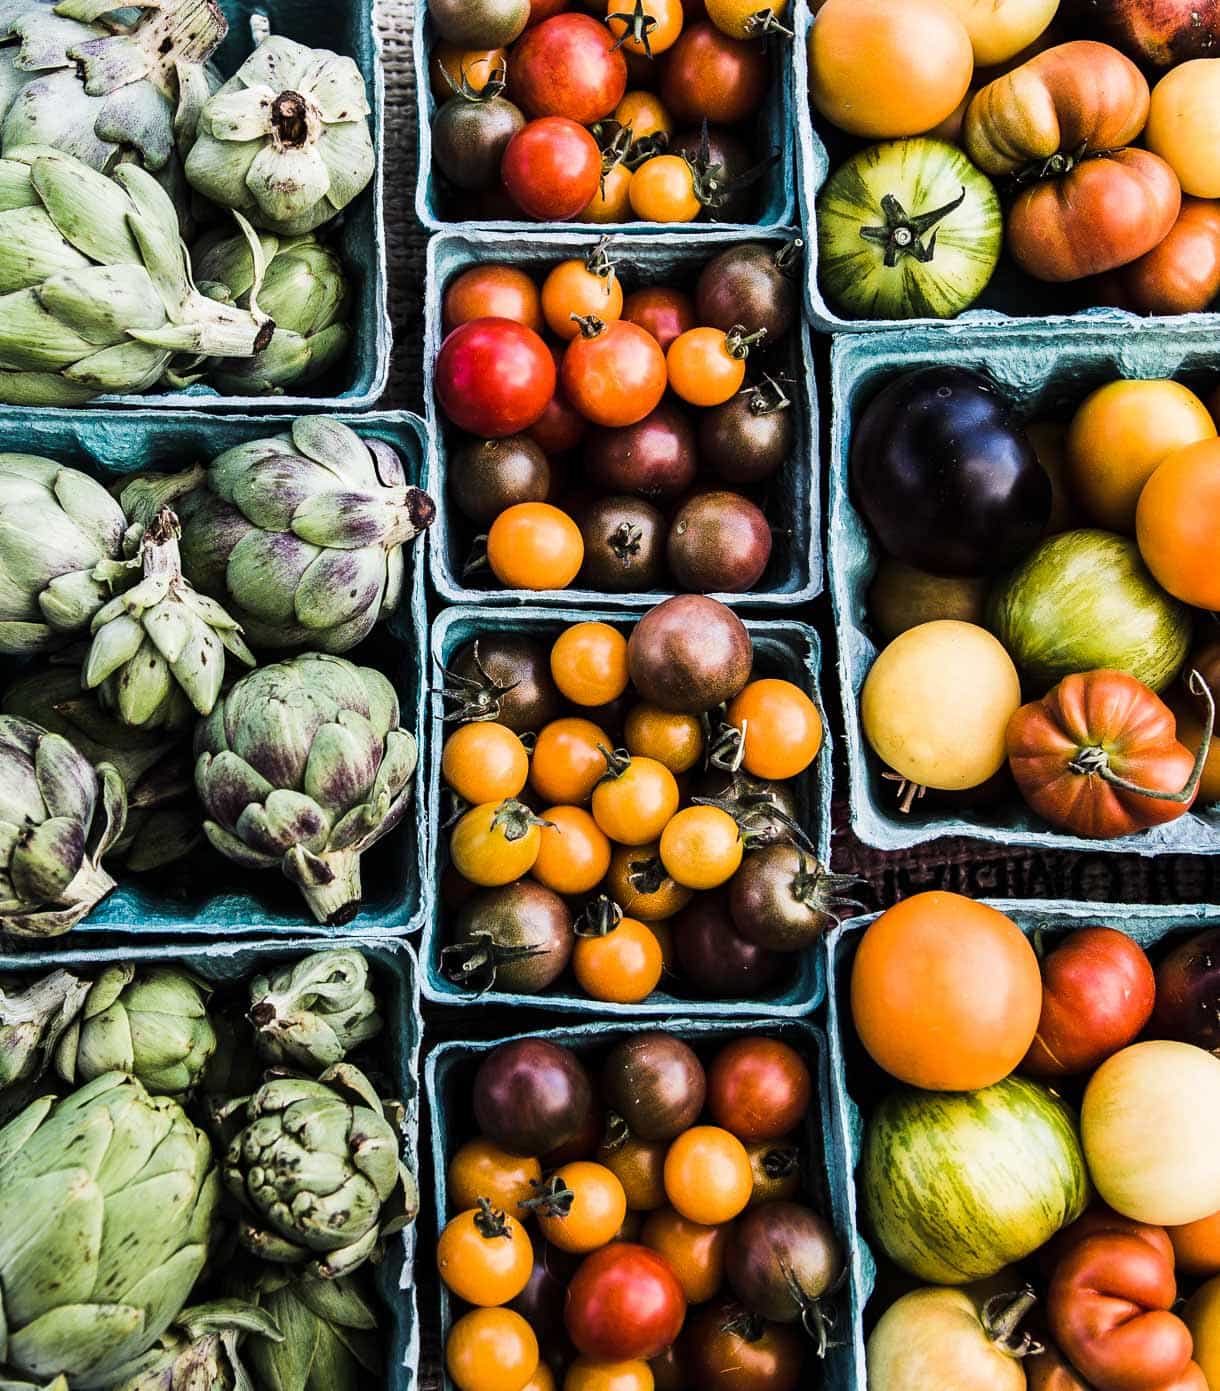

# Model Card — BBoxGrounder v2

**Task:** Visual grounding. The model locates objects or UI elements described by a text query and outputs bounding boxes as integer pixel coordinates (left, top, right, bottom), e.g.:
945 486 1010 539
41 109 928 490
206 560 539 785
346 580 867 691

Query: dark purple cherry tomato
449 435 552 525
667 491 772 594
699 380 794 485
627 595 752 713
728 846 841 953
443 880 574 992
671 126 761 224
673 894 784 998
585 401 698 501
724 1202 844 1336
433 91 526 191
473 1037 595 1155
445 635 562 732
685 1297 805 1391
578 495 666 591
602 1031 707 1141
1152 928 1220 1051
695 242 801 342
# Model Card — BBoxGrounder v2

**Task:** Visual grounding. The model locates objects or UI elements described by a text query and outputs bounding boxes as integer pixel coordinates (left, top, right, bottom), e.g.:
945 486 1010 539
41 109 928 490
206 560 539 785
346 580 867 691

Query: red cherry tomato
502 118 604 220
510 14 628 124
443 265 544 335
565 1242 687 1362
659 22 768 124
561 319 668 427
707 1038 812 1144
436 318 556 437
622 287 696 352
528 344 589 455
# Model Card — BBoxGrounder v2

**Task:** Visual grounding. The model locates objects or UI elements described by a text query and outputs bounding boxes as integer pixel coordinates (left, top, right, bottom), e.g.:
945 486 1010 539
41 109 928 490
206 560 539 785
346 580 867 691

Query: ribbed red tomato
565 1242 687 1361
435 317 556 436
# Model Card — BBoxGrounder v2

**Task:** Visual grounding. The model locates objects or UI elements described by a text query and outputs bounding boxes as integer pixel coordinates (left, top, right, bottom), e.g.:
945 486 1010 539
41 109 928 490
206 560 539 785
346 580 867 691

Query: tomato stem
859 187 967 268
438 59 508 103
882 770 927 813
607 0 658 56
745 8 794 37
595 743 634 783
571 313 608 339
440 932 550 994
473 1197 514 1239
725 323 767 359
490 799 553 841
574 894 625 939
761 1144 800 1179
520 1175 576 1217
746 373 792 416
981 1287 1042 1358
440 643 521 725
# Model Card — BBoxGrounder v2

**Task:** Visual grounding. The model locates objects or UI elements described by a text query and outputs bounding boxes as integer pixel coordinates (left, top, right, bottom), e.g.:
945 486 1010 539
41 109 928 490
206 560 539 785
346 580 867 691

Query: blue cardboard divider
828 322 1220 855
420 604 832 1016
425 230 821 609
0 409 432 939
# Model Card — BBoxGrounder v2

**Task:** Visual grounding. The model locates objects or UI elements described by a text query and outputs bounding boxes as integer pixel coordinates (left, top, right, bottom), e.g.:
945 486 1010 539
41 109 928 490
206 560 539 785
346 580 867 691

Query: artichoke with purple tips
248 949 382 1074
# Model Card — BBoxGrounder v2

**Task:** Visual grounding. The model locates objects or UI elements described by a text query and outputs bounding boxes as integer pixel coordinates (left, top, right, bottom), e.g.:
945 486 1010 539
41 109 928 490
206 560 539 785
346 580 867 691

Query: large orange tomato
850 892 1042 1091
1137 439 1220 609
808 0 973 139
1146 59 1220 199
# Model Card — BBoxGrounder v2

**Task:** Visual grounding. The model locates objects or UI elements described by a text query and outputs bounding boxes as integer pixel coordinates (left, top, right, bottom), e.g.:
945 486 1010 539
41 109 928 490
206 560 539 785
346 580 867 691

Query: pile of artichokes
0 1 376 404
0 418 434 934
0 946 416 1390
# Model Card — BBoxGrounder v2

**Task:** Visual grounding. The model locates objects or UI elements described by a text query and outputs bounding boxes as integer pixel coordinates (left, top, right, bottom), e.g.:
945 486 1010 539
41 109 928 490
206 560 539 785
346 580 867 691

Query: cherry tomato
707 1039 811 1144
660 22 768 124
488 503 585 590
605 842 694 920
667 327 755 407
442 265 544 335
616 91 674 143
444 722 531 804
565 1359 655 1391
431 44 510 100
543 254 625 341
745 1142 801 1208
642 1208 728 1303
581 164 635 223
448 1308 540 1391
704 0 787 39
552 623 631 706
437 318 556 437
659 806 743 889
664 1126 752 1225
592 755 680 845
574 913 665 1002
511 14 629 124
726 680 824 781
530 343 590 455
565 1243 688 1361
531 1162 629 1253
621 287 695 352
599 1133 670 1211
607 0 685 56
532 718 613 804
449 1139 544 1219
439 1202 536 1305
523 1368 558 1391
534 805 613 895
685 1297 803 1391
562 319 669 427
629 156 701 223
625 704 703 773
451 799 547 886
503 118 604 220
1137 438 1220 610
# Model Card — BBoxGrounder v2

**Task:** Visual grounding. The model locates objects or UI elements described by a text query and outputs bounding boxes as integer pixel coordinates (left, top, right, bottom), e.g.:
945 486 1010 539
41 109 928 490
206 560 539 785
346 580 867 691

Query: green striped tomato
861 1075 1090 1284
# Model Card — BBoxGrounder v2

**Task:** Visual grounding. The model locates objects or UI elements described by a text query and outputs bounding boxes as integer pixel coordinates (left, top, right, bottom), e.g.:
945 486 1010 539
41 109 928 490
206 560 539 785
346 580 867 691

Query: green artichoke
0 714 126 938
0 1373 67 1390
55 964 217 1098
184 35 375 236
0 454 132 654
0 1070 219 1388
0 150 274 406
194 653 419 925
0 969 90 1118
103 1300 282 1391
0 0 226 176
248 950 382 1074
84 507 254 732
232 1270 379 1391
122 417 434 653
195 229 351 395
220 1062 416 1279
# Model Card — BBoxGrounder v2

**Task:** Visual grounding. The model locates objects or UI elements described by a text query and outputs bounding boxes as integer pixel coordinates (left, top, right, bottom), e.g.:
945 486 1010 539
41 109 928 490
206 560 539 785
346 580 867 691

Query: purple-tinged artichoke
248 949 382 1074
0 968 89 1119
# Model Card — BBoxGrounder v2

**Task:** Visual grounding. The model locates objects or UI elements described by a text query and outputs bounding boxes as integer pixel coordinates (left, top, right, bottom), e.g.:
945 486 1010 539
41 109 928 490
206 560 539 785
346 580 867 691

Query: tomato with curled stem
532 718 614 805
573 907 665 1003
452 799 550 886
605 841 693 920
580 163 634 224
543 245 624 340
685 1297 804 1391
503 118 604 220
562 317 668 427
592 752 680 845
726 679 823 781
436 318 555 436
667 327 762 407
430 44 509 100
449 1139 545 1219
527 1161 629 1254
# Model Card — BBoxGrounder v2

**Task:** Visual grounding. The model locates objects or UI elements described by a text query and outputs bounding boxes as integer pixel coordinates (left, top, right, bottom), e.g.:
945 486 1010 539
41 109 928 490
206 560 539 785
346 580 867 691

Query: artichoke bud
0 968 90 1117
248 949 383 1073
103 1299 283 1391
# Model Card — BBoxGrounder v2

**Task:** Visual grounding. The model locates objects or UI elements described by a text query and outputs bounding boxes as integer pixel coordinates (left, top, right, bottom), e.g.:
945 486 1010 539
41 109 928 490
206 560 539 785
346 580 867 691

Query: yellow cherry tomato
615 91 673 144
592 754 680 846
604 841 693 920
451 800 546 886
429 43 507 99
659 806 743 889
531 1161 629 1253
666 327 753 407
487 504 585 591
522 1369 557 1391
1146 60 1220 199
531 718 612 805
641 1207 728 1303
534 805 613 896
624 704 703 773
551 623 631 707
542 254 624 342
663 1126 752 1225
629 155 701 223
448 1139 543 1219
565 1360 655 1391
726 678 824 781
705 0 789 40
580 165 634 224
438 1202 535 1306
443 722 530 804
606 0 684 56
573 913 665 1003
447 1308 539 1391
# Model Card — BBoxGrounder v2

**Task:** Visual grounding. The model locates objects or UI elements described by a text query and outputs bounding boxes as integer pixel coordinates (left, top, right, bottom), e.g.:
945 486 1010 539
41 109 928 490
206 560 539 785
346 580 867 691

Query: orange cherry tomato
562 319 669 428
604 841 694 920
487 504 585 591
444 265 544 335
663 1126 752 1225
449 1139 544 1219
580 164 635 224
451 800 548 887
726 679 824 781
564 1360 655 1391
543 252 625 342
443 722 530 804
666 327 755 406
607 0 685 55
534 805 613 895
621 287 695 352
592 754 680 845
438 1202 535 1306
641 1207 728 1303
552 623 631 706
531 1161 629 1253
598 1132 670 1211
658 806 743 889
624 704 704 773
628 155 701 223
574 912 665 1002
522 1367 557 1391
1137 438 1220 610
705 0 788 40
531 718 613 805
430 43 507 99
447 1308 539 1391
646 918 676 975
615 91 674 143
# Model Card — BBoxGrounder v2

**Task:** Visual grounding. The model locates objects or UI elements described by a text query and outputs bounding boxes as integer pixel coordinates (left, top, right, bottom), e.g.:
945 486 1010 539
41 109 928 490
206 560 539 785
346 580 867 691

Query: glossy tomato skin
444 266 544 335
1064 0 1220 68
433 93 527 191
561 320 668 428
685 1298 803 1391
699 385 793 485
627 595 752 713
586 402 698 500
695 243 799 342
436 318 556 437
527 0 570 23
566 1243 687 1361
502 118 603 220
1115 197 1220 315
474 1038 595 1156
673 895 784 999
602 1032 706 1141
577 496 666 592
448 635 562 733
450 435 552 525
707 1039 812 1144
1021 927 1156 1077
666 492 772 594
660 23 767 124
1153 928 1220 1051
622 288 696 352
510 14 628 124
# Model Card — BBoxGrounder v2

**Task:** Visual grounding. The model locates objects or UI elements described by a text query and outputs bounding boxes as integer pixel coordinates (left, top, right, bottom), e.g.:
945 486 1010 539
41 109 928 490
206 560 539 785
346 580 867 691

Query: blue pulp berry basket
828 321 1220 855
1 933 423 1391
424 229 821 609
413 1 797 234
824 899 1220 1391
425 1014 854 1391
0 409 432 939
420 603 833 1017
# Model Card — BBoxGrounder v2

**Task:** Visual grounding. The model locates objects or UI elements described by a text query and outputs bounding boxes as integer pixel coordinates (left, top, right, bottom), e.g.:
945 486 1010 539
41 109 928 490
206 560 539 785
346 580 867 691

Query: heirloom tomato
474 1038 595 1157
592 754 680 846
1146 59 1220 198
431 44 509 99
565 1362 654 1391
666 491 771 595
510 14 628 123
659 807 743 889
1172 1209 1220 1279
866 1287 1030 1391
1168 648 1220 807
603 1032 706 1142
436 318 555 436
685 1298 803 1391
659 22 767 124
624 705 703 774
616 91 674 144
447 1308 540 1391
1112 198 1220 316
487 503 585 590
431 0 530 47
1072 0 1220 69
605 842 693 921
599 1133 668 1212
562 319 668 427
580 163 634 224
628 156 702 224
502 118 603 220
1136 439 1220 610
938 0 1059 65
439 1203 535 1306
565 1243 687 1361
449 435 551 527
530 1161 628 1253
666 327 755 407
707 1038 811 1143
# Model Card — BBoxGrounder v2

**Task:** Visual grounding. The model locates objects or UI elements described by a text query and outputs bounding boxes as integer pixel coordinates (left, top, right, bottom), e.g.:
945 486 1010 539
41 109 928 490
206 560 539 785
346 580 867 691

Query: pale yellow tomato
1146 60 1220 198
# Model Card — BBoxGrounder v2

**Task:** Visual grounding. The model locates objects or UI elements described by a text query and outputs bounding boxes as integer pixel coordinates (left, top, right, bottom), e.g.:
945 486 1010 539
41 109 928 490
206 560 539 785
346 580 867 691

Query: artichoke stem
384 488 438 548
300 850 362 926
62 858 117 918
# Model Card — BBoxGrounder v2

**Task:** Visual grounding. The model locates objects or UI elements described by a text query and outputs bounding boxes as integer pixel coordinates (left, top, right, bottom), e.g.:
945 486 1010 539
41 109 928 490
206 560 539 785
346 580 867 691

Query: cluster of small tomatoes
426 0 787 224
441 1029 844 1391
809 0 1220 319
439 598 835 1005
851 366 1220 840
435 241 800 595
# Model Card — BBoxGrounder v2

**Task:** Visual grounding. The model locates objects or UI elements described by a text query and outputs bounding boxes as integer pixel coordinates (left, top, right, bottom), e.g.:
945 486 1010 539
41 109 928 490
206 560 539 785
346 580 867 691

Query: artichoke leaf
30 152 142 265
32 728 96 824
313 121 374 215
291 416 376 487
295 549 384 634
63 339 167 392
0 206 93 293
9 817 84 901
245 143 328 227
37 263 167 342
298 54 370 126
